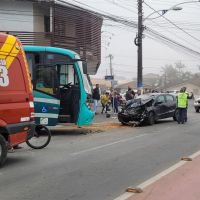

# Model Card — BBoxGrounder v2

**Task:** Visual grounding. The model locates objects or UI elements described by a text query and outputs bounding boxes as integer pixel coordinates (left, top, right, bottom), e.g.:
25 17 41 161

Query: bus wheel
0 134 8 167
26 125 51 149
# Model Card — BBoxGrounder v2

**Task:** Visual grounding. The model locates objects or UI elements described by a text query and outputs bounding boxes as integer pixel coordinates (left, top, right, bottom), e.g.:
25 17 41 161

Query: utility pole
135 0 143 90
108 54 113 76
108 54 114 88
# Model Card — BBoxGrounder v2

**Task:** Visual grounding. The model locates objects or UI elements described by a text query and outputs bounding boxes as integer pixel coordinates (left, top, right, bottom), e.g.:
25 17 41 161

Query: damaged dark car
118 93 178 126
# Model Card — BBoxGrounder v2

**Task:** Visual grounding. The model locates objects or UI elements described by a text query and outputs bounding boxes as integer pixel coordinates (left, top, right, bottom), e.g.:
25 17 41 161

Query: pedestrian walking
125 86 135 101
111 91 119 113
100 92 110 114
92 84 100 114
177 87 188 124
134 89 142 98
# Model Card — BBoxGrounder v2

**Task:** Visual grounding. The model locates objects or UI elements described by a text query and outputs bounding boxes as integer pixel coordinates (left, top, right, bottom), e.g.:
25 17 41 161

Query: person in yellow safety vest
100 92 111 114
177 87 188 124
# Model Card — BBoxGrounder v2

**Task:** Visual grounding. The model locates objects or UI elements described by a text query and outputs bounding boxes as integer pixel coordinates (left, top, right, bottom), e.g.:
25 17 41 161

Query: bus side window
35 54 40 64
74 72 79 85
60 65 68 85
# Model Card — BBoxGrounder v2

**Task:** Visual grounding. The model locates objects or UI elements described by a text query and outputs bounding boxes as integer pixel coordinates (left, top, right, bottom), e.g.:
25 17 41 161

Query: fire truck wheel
0 134 8 167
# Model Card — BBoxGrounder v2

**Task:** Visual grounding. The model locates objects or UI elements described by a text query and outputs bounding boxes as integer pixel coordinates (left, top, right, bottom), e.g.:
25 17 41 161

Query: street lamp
135 0 200 91
143 6 182 21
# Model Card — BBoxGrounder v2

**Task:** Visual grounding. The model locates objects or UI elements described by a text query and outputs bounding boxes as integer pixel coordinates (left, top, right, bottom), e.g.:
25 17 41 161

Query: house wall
1 0 102 75
0 0 33 32
33 4 49 32
53 4 102 75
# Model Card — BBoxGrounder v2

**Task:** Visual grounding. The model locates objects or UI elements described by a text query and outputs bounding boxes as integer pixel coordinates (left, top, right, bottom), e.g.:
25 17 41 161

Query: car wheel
118 114 129 125
148 112 155 125
195 108 199 113
119 118 129 125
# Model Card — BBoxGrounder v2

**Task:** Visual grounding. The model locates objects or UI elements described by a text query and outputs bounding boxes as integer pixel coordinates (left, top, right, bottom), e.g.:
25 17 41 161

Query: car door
154 95 167 119
165 94 176 117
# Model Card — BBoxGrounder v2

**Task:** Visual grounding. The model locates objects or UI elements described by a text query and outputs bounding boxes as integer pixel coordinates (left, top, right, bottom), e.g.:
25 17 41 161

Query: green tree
159 62 194 88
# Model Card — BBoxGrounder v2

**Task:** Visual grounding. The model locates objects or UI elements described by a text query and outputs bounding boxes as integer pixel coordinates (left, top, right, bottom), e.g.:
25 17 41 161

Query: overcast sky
64 0 200 80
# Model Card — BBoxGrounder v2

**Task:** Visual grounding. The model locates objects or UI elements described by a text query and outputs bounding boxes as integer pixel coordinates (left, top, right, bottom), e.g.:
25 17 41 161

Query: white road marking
71 134 148 156
114 150 200 200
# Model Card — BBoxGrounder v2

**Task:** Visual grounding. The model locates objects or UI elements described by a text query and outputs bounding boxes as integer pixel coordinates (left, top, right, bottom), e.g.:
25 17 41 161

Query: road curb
114 150 200 200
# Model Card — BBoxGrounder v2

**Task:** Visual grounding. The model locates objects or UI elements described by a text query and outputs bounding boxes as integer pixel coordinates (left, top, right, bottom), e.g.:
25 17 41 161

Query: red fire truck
0 33 35 167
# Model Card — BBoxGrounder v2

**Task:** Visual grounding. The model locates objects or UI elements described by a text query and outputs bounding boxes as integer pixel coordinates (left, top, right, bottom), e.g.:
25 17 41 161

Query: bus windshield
76 57 92 95
35 65 58 96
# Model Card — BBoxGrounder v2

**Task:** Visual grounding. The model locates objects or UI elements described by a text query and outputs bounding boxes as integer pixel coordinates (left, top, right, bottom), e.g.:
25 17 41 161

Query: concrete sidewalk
122 151 200 200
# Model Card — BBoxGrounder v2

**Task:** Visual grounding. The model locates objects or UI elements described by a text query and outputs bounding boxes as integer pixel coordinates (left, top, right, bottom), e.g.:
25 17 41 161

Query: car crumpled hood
126 98 153 108
123 98 153 115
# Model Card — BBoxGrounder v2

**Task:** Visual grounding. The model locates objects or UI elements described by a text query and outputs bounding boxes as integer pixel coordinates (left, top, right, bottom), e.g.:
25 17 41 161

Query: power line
0 0 198 61
109 54 200 62
144 1 200 43
145 30 200 60
49 1 200 58
144 16 200 51
104 0 138 15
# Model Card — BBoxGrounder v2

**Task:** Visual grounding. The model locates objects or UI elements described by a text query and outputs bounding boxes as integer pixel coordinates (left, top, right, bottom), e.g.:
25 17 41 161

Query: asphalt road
1 102 200 200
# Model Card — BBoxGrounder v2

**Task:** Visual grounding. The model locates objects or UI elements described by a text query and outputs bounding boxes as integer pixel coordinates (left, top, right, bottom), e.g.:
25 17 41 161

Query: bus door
75 61 94 126
58 61 93 126
26 53 60 126
58 63 80 123
34 65 60 126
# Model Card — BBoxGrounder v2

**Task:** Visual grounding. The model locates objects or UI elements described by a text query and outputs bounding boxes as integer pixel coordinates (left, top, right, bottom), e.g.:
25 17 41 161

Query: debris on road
50 122 127 135
126 187 143 193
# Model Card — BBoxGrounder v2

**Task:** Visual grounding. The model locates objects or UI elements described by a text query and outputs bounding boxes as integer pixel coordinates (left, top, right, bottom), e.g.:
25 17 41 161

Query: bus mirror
82 61 88 74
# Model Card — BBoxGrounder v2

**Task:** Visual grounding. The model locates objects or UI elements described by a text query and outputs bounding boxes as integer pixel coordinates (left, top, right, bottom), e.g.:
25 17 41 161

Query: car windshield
135 94 155 101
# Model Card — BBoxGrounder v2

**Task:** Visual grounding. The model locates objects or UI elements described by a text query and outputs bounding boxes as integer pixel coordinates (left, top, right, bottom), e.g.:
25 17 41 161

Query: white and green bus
25 46 94 127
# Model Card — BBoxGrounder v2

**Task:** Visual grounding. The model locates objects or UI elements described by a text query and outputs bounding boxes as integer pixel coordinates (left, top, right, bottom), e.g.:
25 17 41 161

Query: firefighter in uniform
177 87 188 124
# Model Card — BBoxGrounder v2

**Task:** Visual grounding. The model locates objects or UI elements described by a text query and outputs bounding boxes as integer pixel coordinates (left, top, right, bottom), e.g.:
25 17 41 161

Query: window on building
44 16 50 32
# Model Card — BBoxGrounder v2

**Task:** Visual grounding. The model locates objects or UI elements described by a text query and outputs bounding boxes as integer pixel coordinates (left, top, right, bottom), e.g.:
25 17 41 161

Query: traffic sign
105 75 114 80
